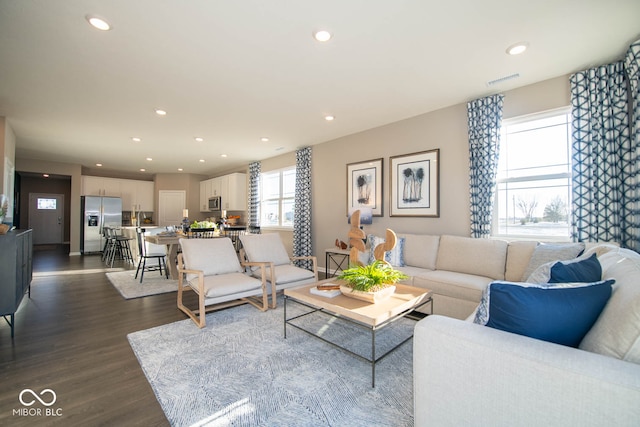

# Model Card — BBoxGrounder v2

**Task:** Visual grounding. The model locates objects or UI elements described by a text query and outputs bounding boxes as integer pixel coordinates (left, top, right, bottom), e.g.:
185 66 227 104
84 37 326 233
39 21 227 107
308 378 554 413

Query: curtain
467 94 504 238
570 62 633 248
247 161 261 230
293 147 312 269
625 39 640 251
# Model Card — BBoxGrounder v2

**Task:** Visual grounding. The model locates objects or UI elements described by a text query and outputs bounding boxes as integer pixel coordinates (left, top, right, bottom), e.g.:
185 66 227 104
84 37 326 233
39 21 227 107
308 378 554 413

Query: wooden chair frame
177 253 269 328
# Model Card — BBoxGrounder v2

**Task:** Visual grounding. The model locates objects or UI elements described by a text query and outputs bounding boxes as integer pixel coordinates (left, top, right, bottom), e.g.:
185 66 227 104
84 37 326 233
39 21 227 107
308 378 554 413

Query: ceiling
1 1 639 178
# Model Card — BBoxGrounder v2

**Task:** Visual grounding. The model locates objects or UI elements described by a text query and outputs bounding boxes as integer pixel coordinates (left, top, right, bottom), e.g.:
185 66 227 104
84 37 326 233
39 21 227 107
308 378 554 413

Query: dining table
144 233 186 280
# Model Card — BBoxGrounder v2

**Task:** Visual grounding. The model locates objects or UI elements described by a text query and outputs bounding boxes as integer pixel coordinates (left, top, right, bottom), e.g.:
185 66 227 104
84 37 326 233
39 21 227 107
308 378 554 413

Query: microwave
208 196 221 211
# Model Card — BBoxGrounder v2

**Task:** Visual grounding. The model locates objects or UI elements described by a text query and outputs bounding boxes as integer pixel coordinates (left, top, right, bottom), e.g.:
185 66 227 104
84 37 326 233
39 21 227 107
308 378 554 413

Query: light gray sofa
396 234 543 319
413 245 640 426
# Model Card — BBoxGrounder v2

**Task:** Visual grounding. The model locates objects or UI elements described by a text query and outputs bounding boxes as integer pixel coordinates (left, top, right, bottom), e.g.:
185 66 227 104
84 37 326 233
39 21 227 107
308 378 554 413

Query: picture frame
346 158 383 217
389 149 439 217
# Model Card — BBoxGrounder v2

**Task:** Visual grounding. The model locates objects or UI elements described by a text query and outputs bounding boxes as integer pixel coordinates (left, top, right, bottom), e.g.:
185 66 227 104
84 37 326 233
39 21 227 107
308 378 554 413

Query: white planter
339 285 396 303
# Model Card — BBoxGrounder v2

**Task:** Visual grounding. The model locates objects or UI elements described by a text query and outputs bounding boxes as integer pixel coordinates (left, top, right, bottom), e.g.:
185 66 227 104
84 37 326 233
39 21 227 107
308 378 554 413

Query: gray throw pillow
521 242 585 281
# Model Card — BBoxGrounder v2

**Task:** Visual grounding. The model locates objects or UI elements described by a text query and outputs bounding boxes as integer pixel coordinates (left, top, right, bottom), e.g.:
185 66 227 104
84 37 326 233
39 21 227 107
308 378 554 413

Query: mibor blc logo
13 388 63 417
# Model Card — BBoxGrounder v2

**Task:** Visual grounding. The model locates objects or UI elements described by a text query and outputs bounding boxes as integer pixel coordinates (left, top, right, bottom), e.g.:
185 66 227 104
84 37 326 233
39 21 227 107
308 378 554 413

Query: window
260 167 295 228
493 109 572 240
37 198 57 210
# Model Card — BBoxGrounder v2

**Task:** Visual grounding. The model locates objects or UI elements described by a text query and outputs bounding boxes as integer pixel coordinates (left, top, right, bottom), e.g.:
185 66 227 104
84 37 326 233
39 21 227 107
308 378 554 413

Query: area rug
106 270 177 299
128 298 416 426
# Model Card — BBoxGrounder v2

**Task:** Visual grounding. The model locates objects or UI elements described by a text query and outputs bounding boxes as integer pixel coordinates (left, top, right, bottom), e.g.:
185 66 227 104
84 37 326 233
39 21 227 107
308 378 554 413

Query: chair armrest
291 256 318 276
177 268 205 294
414 315 640 427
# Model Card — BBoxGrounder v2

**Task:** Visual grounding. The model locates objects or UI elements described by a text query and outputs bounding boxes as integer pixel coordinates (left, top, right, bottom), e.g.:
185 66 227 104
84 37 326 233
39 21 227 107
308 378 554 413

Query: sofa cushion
579 248 640 364
527 252 602 284
504 241 538 282
521 242 585 281
367 234 405 266
435 235 508 280
413 270 490 303
399 234 440 270
476 280 614 347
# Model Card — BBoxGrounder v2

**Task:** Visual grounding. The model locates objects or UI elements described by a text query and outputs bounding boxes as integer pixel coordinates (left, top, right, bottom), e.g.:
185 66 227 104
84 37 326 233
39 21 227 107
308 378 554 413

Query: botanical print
347 158 383 217
352 166 376 206
398 160 430 208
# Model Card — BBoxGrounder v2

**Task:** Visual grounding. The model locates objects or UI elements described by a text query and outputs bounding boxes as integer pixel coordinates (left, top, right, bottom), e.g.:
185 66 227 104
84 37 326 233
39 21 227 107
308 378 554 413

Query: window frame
491 107 572 242
259 166 296 230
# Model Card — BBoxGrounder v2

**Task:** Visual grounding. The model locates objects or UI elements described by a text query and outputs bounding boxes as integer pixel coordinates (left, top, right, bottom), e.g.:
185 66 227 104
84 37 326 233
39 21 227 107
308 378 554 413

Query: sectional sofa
412 243 640 426
394 233 585 319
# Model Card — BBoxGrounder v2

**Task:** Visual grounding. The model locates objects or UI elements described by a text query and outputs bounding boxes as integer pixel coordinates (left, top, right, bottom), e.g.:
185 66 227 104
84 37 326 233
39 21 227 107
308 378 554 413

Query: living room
2 1 640 426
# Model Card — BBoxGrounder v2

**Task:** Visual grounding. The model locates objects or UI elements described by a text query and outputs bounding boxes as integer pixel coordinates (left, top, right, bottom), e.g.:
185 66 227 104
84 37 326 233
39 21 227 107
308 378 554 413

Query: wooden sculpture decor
348 209 367 266
347 209 398 266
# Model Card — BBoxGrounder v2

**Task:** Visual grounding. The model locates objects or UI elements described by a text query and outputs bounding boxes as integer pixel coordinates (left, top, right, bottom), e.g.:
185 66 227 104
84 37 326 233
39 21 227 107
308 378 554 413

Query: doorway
158 190 186 227
29 193 64 244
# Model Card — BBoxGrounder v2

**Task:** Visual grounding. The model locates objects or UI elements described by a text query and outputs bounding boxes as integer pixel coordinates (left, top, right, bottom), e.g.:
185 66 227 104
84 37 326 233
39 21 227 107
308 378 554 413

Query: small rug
128 298 415 426
106 270 177 299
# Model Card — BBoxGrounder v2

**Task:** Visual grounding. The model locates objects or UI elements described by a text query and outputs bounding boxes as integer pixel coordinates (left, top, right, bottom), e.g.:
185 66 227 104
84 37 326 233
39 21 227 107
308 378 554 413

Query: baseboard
69 252 81 256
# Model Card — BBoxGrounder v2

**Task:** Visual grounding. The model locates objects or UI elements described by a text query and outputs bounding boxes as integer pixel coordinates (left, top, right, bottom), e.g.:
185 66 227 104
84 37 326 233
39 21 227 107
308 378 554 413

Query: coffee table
284 281 432 387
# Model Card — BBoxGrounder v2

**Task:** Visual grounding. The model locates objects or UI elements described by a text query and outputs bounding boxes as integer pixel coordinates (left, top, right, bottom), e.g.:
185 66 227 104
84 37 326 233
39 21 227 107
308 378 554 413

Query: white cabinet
199 172 246 212
83 176 154 211
82 176 122 197
221 173 246 211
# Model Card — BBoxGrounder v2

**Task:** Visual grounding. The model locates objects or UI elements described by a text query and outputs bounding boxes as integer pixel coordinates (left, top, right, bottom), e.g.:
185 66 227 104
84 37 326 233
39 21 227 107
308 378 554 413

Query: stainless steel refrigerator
81 196 122 254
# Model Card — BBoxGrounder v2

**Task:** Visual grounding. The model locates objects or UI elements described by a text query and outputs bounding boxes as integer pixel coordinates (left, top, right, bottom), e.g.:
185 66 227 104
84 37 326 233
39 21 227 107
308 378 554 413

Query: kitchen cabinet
0 229 33 337
199 172 246 212
84 176 154 212
221 173 246 210
82 176 122 197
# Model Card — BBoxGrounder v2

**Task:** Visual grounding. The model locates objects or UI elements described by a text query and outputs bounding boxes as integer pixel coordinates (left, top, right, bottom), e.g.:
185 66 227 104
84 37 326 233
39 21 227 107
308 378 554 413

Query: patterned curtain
467 94 504 238
293 147 312 269
625 39 640 252
570 62 633 248
247 161 261 230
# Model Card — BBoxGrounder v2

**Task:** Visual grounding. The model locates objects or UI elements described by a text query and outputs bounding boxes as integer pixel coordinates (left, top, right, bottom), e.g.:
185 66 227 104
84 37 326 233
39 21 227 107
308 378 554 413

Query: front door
29 193 64 244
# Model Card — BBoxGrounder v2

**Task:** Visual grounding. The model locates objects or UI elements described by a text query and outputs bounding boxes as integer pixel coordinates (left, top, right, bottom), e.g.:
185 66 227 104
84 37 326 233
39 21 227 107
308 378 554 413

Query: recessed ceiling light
178 168 183 172
96 163 103 167
155 109 167 116
221 154 228 158
43 174 49 178
325 115 335 121
199 159 205 163
140 168 146 172
313 30 332 42
86 15 111 31
132 137 141 142
506 42 528 55
261 137 269 142
194 137 204 142
146 157 152 161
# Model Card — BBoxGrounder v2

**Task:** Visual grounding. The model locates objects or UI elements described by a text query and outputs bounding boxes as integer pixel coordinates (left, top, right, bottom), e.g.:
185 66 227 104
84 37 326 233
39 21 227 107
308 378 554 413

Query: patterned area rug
106 270 177 299
128 298 415 426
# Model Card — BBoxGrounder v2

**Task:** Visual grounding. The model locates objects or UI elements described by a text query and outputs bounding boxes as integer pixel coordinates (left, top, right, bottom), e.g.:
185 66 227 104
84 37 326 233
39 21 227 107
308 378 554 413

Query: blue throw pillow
548 253 602 283
367 234 405 267
483 279 614 347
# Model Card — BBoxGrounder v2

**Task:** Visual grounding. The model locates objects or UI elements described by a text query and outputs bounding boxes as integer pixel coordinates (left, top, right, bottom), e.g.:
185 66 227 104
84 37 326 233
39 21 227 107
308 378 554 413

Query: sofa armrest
414 316 640 427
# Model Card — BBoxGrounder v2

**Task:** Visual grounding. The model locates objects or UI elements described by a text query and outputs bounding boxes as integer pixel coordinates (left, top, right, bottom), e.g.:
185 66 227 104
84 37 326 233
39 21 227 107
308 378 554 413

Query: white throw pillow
520 242 585 281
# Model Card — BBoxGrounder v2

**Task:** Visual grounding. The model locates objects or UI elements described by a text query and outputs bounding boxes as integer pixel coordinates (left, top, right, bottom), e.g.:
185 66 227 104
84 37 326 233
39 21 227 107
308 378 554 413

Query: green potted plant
337 260 408 303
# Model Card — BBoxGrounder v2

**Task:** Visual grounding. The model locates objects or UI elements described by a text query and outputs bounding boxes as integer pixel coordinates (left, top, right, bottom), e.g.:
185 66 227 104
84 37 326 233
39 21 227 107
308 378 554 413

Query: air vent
487 73 520 86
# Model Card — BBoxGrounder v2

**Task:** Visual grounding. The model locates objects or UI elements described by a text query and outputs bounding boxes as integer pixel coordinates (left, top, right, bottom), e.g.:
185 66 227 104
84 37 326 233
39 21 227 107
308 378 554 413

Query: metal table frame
324 248 350 277
284 293 433 387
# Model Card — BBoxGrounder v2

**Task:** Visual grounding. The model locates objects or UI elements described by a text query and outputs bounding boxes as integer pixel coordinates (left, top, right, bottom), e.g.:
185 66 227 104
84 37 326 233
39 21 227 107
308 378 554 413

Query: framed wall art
389 149 439 217
346 158 383 217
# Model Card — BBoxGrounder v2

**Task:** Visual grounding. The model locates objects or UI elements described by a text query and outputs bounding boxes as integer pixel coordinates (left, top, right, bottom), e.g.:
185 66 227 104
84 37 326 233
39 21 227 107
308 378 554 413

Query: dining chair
135 228 169 283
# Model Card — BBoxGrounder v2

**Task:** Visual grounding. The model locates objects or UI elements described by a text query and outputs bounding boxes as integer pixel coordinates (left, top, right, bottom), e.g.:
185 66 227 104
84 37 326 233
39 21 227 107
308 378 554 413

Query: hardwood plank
0 245 187 425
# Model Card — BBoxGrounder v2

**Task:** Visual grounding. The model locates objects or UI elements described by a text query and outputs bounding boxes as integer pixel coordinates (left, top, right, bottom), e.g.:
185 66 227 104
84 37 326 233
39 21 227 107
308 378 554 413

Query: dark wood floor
0 245 197 426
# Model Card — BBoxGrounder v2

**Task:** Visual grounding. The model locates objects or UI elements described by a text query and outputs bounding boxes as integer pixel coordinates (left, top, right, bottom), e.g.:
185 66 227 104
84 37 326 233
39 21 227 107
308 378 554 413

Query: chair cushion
240 233 291 266
179 238 242 276
254 264 315 285
474 279 614 347
186 272 263 298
